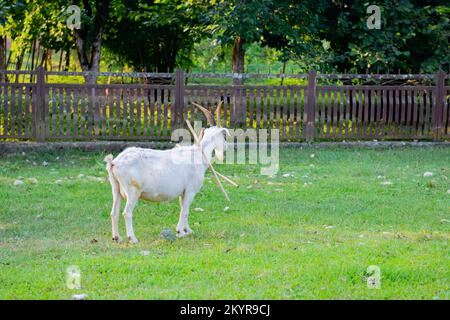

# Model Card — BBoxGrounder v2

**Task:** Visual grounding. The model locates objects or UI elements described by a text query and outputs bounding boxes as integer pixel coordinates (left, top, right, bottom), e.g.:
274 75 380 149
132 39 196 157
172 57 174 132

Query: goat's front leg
123 190 139 244
176 191 195 237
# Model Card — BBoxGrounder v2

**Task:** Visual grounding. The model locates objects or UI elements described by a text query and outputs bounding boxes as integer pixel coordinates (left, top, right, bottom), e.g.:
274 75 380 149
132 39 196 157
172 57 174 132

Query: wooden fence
0 67 449 141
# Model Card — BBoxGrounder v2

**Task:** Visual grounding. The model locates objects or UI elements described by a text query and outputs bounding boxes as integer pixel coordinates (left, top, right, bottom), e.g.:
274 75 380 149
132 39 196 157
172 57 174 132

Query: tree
71 0 111 81
103 0 210 73
0 0 9 71
209 0 324 82
0 0 27 71
318 1 450 73
1 0 76 72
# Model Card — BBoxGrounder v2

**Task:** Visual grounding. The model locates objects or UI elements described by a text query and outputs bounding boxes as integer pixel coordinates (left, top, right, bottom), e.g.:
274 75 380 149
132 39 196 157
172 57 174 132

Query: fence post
433 71 445 141
174 69 185 129
305 70 317 140
35 66 46 141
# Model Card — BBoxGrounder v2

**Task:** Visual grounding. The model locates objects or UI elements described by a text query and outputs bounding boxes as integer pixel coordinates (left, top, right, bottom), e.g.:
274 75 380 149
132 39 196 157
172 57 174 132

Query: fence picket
17 86 23 137
282 87 287 139
10 86 15 136
275 88 281 130
163 89 169 138
423 89 431 137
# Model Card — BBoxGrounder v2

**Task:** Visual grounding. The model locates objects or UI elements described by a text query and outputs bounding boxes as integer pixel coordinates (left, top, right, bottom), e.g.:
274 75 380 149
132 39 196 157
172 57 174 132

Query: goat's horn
197 128 205 145
215 100 223 127
192 102 216 126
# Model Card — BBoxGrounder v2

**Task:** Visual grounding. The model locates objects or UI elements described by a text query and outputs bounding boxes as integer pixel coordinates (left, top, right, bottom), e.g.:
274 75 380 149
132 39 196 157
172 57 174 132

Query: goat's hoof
176 230 185 238
128 236 139 244
176 228 192 238
112 236 122 243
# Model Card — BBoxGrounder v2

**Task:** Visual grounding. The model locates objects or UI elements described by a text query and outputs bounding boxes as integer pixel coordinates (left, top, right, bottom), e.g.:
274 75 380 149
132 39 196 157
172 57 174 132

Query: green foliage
318 1 450 73
1 0 73 61
103 0 211 71
210 0 325 61
0 0 448 73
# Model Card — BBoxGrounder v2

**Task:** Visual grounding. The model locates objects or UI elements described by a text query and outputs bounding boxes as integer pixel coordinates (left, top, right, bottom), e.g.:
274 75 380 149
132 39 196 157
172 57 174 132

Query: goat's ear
221 128 231 137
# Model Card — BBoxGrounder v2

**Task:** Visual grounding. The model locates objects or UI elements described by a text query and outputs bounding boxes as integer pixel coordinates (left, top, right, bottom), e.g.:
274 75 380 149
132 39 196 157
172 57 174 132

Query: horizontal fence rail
0 67 448 142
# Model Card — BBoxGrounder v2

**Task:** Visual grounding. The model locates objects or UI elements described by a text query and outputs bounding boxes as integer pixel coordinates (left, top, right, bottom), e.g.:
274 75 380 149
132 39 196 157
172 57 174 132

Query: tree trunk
232 36 245 85
15 50 25 82
64 49 70 71
46 50 53 71
40 48 47 68
280 61 286 85
58 49 63 71
0 36 5 70
30 40 36 82
73 0 110 84
0 36 5 81
232 36 245 124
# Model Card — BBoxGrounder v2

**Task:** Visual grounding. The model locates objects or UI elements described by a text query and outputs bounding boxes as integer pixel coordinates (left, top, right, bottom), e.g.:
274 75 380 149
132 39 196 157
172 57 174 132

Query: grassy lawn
0 146 449 299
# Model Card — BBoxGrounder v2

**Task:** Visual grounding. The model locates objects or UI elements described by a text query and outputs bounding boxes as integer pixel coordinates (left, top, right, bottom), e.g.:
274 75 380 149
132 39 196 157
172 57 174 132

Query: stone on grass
160 228 176 241
446 189 450 195
55 179 64 185
73 294 87 300
85 176 104 183
423 171 433 177
380 180 392 186
27 178 38 184
42 161 48 167
13 180 24 186
223 206 230 212
194 207 204 212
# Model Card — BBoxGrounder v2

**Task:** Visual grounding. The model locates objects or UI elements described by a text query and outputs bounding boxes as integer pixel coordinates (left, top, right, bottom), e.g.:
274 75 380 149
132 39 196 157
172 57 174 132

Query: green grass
0 147 449 299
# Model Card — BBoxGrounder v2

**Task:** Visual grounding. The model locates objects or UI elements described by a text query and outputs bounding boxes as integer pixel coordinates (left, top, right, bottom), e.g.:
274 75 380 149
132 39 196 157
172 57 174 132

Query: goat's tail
104 154 115 172
104 154 122 199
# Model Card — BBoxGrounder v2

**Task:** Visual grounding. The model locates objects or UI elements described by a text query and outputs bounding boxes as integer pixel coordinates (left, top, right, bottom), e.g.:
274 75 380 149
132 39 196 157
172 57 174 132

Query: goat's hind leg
109 175 122 243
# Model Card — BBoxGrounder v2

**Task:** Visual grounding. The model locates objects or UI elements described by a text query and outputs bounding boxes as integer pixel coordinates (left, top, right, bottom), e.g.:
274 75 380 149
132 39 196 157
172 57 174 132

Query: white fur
105 126 229 243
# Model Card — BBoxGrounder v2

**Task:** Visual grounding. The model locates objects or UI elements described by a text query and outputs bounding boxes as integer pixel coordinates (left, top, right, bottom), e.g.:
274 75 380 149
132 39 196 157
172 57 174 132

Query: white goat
104 104 229 243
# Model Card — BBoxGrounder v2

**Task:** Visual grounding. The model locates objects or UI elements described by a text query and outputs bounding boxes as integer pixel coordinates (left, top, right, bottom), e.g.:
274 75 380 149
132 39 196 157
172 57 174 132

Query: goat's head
193 101 230 162
202 126 230 162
